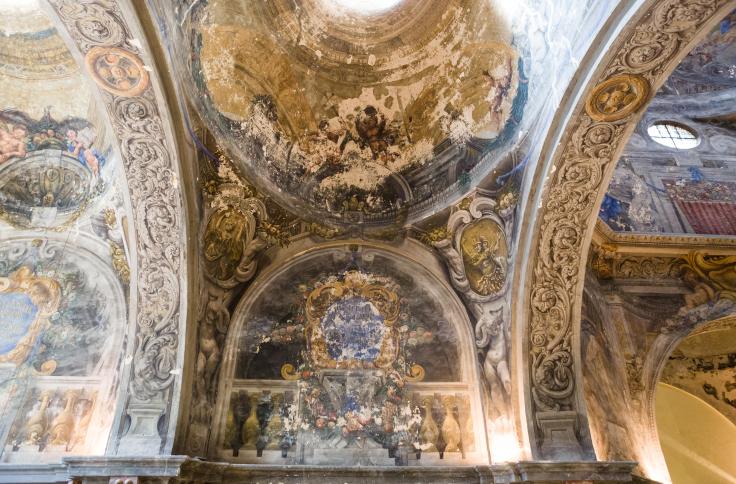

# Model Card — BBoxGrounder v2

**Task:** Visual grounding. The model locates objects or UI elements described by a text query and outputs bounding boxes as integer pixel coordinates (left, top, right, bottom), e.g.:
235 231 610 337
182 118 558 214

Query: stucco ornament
433 195 514 426
585 75 649 122
85 46 149 97
187 167 269 455
681 252 736 302
526 0 733 459
47 0 187 454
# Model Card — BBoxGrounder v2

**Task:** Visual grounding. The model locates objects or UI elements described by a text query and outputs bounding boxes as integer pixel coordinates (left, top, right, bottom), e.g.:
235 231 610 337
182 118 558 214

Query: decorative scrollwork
47 0 187 450
527 0 732 458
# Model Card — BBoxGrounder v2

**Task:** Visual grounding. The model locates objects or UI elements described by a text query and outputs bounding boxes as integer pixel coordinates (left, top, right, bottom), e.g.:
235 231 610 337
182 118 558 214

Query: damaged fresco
0 237 127 462
173 0 528 225
600 10 736 236
213 247 487 465
0 109 111 229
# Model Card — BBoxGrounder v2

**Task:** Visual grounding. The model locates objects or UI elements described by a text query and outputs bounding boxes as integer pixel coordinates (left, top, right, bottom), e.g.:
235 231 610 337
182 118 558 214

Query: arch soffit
42 0 191 454
519 0 736 459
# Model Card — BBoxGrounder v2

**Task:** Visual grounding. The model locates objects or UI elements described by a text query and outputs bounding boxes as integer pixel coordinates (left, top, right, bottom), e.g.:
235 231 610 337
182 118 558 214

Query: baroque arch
211 242 490 465
519 0 736 461
40 0 193 454
0 232 127 461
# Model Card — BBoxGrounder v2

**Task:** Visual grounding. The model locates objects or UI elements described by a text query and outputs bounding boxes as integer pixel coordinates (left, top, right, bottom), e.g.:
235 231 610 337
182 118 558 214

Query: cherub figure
0 124 27 163
66 127 102 176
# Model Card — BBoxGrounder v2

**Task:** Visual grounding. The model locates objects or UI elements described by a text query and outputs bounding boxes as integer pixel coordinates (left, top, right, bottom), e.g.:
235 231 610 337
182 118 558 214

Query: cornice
593 219 736 256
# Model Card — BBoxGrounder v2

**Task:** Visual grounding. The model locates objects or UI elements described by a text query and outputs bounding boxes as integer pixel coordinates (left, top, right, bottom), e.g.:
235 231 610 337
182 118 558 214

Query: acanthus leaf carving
526 0 732 459
47 0 188 452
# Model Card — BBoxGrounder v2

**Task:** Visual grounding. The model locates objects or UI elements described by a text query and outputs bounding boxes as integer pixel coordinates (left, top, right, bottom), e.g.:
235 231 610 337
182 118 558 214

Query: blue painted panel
0 292 38 355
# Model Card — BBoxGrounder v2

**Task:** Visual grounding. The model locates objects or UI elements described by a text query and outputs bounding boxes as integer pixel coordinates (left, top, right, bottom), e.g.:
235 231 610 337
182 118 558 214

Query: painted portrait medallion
459 218 508 296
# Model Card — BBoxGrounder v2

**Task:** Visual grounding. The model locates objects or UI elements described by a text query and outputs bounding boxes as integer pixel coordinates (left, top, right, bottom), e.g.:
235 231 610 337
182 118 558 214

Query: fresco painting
0 239 125 461
177 0 528 224
216 249 485 465
662 9 736 94
0 109 111 229
0 109 106 176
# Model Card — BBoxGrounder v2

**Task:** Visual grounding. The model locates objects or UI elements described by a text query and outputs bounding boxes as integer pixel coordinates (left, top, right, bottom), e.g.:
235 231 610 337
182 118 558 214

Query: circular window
324 0 404 14
647 122 699 150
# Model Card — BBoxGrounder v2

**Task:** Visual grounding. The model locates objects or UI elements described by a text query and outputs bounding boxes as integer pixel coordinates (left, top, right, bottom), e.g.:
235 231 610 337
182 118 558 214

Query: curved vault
530 0 736 480
0 0 731 481
0 0 131 462
0 0 190 462
210 244 489 465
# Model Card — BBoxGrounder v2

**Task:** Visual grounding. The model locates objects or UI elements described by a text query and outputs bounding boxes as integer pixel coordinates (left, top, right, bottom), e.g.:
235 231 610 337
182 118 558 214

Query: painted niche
213 247 488 465
0 237 127 463
0 109 113 229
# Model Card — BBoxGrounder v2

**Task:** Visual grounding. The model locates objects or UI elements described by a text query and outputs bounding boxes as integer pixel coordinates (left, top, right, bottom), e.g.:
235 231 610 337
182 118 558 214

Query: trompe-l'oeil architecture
0 1 734 483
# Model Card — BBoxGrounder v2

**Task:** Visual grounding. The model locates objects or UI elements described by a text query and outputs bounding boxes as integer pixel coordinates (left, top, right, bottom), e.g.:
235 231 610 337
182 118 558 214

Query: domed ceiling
0 0 119 229
175 0 531 226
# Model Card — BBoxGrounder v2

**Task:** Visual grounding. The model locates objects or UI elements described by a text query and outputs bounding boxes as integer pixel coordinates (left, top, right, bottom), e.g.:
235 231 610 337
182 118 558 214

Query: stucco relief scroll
187 167 270 456
526 0 733 460
47 0 187 453
432 195 514 439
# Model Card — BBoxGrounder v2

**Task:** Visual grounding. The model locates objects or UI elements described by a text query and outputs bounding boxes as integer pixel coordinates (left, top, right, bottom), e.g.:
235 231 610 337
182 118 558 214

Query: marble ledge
0 457 661 484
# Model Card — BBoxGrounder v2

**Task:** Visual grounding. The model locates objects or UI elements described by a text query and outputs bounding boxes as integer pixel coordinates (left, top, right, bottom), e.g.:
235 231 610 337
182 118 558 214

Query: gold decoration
440 396 461 452
585 74 649 122
405 364 426 382
85 47 149 97
305 271 400 369
280 363 300 381
419 396 439 452
243 393 260 447
266 393 284 449
419 226 450 246
525 0 730 458
681 252 736 302
457 197 473 211
304 222 345 240
110 241 130 284
0 267 61 365
24 391 51 445
49 390 77 445
460 218 508 296
103 208 117 229
33 359 58 376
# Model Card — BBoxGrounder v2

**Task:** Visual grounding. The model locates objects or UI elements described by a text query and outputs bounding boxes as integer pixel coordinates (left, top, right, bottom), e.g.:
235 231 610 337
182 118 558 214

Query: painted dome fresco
174 0 531 226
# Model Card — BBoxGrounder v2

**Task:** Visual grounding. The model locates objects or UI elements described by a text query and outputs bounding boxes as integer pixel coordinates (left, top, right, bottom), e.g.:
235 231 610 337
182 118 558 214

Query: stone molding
523 0 736 459
595 219 736 253
45 0 189 454
21 456 639 484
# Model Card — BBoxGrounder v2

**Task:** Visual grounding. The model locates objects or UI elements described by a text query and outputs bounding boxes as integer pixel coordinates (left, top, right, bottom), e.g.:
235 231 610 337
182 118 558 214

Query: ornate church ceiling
0 0 122 229
601 10 736 236
169 0 551 227
0 0 133 463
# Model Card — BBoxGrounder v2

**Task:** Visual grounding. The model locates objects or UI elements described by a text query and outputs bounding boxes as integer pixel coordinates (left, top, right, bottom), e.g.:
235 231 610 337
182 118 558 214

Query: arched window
647 122 699 150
